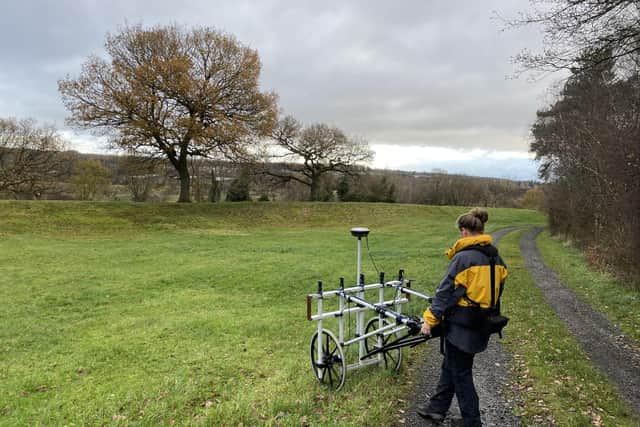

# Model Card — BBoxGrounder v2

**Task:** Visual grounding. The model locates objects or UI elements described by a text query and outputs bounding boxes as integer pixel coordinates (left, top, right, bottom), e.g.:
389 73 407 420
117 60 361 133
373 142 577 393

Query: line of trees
0 135 535 206
531 56 640 284
514 0 640 285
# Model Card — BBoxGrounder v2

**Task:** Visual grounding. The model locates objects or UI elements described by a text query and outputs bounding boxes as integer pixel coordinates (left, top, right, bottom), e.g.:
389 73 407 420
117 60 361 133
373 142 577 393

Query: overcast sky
0 0 557 180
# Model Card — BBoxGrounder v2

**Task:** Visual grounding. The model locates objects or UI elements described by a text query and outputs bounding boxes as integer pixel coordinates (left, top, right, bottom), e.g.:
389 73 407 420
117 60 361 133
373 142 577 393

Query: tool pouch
446 306 508 336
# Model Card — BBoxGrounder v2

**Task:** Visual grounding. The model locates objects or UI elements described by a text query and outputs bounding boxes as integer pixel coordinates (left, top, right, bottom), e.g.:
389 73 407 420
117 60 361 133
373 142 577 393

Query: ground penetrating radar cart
305 227 438 390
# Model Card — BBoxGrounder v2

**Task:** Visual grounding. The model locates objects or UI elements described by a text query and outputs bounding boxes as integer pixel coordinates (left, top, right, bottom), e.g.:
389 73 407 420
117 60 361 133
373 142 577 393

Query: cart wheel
310 329 346 391
364 317 402 371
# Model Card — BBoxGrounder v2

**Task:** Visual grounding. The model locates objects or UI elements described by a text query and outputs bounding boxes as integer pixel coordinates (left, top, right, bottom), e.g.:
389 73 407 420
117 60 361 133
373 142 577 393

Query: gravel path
520 227 640 416
404 227 522 427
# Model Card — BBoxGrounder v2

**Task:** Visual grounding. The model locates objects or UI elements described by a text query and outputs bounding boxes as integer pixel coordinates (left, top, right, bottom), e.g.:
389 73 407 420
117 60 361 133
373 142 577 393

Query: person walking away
417 208 508 426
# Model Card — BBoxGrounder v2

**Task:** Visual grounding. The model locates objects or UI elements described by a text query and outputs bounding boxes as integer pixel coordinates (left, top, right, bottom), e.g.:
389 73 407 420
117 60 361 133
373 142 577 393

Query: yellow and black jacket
423 234 508 353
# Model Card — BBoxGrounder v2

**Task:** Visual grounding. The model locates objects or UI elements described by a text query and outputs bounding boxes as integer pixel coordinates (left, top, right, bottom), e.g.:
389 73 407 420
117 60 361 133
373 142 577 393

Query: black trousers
427 339 481 427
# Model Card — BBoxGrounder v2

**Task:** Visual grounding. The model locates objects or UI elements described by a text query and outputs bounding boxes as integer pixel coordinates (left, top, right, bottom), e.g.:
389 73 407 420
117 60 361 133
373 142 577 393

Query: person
417 208 508 427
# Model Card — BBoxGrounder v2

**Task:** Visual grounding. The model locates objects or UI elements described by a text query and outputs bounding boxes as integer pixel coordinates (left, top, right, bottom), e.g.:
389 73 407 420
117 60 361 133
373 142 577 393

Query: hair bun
469 207 488 224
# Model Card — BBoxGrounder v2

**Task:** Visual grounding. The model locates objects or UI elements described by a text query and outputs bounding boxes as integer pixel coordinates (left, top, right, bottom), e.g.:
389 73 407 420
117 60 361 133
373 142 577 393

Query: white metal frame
306 228 433 390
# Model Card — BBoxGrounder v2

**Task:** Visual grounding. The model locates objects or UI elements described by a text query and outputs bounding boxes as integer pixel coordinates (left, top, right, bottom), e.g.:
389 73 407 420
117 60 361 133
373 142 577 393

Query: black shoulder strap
489 254 496 308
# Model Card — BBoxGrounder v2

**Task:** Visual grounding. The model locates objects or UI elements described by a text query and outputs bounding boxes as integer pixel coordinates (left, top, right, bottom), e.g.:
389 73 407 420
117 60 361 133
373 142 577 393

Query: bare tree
507 0 640 74
59 24 278 202
71 159 112 200
119 154 163 202
266 116 373 201
0 117 72 198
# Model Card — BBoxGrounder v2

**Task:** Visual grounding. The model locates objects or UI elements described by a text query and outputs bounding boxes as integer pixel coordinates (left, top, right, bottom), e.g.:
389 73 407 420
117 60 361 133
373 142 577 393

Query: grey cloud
0 0 550 154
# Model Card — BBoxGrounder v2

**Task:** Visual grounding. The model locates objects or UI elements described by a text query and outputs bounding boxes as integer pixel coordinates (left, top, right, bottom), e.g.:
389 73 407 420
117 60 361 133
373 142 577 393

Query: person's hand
420 322 431 336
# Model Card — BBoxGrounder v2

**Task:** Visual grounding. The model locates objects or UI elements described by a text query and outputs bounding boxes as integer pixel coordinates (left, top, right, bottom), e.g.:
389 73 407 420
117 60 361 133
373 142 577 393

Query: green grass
536 231 640 343
499 230 637 426
0 201 544 426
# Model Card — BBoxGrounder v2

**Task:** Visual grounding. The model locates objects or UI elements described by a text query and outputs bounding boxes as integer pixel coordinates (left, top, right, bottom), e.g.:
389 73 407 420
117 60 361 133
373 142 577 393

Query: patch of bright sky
371 144 538 181
60 130 112 153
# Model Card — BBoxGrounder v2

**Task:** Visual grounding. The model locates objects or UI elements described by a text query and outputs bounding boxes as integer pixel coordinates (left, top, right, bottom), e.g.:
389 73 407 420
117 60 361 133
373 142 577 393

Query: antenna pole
350 227 370 362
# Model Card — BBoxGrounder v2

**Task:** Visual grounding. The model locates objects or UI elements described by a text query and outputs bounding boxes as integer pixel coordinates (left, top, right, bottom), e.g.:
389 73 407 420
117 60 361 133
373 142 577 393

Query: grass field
0 201 544 426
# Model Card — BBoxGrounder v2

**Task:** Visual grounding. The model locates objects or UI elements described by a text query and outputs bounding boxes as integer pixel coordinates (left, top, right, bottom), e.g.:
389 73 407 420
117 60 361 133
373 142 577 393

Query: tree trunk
177 161 191 203
310 175 319 201
208 167 220 202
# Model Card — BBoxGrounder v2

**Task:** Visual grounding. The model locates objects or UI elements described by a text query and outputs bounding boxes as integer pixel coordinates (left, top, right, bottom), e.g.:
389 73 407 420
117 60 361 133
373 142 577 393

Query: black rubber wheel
310 329 346 390
364 317 402 371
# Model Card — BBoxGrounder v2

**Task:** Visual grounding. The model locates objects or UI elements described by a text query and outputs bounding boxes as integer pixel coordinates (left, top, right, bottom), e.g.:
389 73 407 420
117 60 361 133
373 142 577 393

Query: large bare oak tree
267 116 373 201
59 24 278 202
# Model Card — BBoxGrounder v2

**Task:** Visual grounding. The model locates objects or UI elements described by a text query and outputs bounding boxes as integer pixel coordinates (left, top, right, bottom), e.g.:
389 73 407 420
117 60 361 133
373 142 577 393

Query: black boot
416 403 446 424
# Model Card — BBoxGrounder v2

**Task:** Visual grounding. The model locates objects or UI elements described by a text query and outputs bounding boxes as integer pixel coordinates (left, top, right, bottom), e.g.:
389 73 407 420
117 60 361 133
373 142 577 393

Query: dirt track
405 226 640 426
521 227 640 416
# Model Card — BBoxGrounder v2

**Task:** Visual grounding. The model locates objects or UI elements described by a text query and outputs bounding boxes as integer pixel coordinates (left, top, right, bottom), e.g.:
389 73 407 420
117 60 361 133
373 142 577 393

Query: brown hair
456 207 488 233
